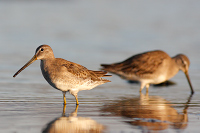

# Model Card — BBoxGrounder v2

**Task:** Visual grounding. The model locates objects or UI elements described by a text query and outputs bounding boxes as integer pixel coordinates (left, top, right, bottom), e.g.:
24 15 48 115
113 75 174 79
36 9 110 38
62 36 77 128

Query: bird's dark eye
41 48 44 51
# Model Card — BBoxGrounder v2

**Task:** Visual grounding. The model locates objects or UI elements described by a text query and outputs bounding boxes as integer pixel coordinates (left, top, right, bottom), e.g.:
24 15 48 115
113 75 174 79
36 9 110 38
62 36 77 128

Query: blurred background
0 1 200 133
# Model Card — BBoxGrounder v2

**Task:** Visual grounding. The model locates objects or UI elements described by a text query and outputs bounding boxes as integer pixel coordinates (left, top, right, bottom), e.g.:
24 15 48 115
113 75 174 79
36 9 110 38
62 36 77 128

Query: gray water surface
0 1 200 133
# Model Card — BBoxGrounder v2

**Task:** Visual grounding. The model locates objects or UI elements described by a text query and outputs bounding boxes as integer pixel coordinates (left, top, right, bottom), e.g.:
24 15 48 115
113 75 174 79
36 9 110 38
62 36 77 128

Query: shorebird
13 44 111 105
101 50 194 94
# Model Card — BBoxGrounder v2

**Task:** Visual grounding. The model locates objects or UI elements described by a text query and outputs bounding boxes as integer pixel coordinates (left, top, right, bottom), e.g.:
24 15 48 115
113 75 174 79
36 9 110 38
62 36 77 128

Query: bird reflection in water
42 105 105 133
101 93 193 131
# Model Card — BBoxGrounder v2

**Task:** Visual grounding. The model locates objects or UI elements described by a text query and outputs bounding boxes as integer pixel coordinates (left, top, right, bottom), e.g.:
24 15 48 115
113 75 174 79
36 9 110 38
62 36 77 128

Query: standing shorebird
101 50 194 94
13 45 111 105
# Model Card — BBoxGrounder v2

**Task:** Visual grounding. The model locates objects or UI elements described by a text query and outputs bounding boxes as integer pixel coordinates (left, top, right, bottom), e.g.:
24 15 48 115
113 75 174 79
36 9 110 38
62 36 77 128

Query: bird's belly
149 75 167 84
118 71 168 85
53 82 74 91
139 74 167 85
53 79 99 92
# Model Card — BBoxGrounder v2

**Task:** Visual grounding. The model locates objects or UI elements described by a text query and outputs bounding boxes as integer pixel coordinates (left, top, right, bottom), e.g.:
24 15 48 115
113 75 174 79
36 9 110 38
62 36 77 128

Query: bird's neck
165 58 180 79
40 58 55 71
172 56 182 70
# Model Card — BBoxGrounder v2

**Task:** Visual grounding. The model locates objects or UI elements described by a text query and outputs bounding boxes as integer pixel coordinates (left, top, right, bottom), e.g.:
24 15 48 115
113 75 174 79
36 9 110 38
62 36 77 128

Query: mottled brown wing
62 61 111 81
89 70 112 77
62 62 99 80
102 50 169 76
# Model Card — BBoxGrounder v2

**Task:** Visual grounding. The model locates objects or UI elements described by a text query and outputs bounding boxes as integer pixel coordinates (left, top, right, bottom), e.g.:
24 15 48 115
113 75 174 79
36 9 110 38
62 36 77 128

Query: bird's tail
92 70 112 77
100 64 115 72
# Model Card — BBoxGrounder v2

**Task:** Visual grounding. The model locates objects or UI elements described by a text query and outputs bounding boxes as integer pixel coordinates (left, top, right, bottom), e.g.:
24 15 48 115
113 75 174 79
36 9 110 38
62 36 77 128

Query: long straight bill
185 71 194 94
13 55 37 77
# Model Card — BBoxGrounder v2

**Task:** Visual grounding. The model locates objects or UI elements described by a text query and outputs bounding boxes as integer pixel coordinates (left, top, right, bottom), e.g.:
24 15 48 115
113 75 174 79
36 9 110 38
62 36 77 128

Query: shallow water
0 1 200 133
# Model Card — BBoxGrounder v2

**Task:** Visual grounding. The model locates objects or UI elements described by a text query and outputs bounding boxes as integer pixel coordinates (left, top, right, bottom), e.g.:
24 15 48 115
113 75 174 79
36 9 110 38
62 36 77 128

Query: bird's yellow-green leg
146 84 150 93
74 94 79 105
69 104 79 117
62 104 66 116
75 104 79 113
140 83 146 92
62 91 67 105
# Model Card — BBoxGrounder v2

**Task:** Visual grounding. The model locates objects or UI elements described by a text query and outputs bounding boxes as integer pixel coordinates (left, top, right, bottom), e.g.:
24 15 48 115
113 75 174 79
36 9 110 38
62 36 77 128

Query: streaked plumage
101 50 194 94
13 44 111 105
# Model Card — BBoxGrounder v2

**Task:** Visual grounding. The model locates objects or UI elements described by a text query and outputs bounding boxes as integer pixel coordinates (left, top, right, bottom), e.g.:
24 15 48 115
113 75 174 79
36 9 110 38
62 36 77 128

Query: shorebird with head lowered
101 50 194 94
13 45 111 105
